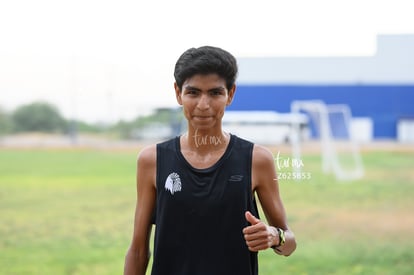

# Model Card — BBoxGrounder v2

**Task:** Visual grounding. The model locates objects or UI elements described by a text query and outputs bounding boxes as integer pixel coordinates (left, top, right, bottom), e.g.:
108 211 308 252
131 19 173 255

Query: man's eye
210 90 223 96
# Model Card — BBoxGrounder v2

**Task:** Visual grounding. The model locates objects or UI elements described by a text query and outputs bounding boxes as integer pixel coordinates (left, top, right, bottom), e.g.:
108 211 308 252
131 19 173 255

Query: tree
111 107 184 139
12 101 67 133
0 106 12 135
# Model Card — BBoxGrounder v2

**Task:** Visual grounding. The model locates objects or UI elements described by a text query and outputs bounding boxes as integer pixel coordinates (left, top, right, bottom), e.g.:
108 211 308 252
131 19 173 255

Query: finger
246 239 271 252
244 227 269 240
245 211 260 225
247 244 269 252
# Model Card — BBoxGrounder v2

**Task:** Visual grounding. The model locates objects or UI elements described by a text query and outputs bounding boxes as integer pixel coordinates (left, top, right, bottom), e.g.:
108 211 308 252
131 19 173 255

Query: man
124 46 296 275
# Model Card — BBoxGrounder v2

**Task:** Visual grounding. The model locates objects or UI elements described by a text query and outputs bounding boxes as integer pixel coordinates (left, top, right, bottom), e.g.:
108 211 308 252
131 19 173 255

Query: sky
0 0 413 123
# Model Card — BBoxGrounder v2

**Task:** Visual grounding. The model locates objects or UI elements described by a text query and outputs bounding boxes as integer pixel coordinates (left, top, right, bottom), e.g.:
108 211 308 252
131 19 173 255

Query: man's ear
226 84 236 106
174 83 182 105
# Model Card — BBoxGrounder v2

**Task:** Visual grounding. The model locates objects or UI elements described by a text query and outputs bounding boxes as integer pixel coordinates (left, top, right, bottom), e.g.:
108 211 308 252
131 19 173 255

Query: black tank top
151 134 259 275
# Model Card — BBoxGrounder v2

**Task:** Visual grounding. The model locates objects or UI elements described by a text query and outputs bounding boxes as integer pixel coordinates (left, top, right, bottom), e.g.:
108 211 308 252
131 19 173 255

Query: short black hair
174 46 238 91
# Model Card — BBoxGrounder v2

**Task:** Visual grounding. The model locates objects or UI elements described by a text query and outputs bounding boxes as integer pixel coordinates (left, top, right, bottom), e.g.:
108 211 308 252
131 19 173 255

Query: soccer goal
290 100 364 181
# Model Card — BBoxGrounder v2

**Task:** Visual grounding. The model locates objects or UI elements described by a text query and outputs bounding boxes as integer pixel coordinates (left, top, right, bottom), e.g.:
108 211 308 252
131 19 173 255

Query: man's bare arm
124 145 157 275
244 145 296 256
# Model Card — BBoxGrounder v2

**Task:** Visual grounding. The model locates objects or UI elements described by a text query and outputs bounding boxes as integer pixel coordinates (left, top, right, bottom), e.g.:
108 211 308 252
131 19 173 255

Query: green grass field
1 147 413 274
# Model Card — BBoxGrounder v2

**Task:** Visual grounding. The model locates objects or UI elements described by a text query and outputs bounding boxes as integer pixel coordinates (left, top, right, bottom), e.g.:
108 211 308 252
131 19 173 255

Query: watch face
278 228 285 246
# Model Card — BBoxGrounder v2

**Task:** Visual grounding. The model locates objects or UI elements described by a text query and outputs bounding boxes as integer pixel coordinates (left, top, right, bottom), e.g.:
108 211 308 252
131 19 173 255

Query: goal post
290 100 364 181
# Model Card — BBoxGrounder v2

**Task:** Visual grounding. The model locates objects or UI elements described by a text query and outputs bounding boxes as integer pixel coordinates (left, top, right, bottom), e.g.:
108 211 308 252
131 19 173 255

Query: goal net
290 100 364 181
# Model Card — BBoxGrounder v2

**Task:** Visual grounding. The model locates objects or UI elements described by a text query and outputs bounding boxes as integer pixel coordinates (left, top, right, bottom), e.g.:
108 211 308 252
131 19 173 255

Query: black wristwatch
271 227 286 249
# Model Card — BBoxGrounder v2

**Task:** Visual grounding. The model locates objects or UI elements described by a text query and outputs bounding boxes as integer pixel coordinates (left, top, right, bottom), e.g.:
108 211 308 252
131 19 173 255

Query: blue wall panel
228 85 414 138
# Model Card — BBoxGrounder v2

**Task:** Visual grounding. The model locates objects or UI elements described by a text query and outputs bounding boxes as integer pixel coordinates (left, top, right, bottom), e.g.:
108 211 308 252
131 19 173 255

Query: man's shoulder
137 144 157 166
156 136 177 149
139 137 178 164
231 134 254 148
230 134 274 162
252 143 274 165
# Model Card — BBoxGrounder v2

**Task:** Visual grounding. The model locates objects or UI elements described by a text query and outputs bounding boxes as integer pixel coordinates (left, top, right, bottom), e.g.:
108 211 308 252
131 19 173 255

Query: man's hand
242 211 278 252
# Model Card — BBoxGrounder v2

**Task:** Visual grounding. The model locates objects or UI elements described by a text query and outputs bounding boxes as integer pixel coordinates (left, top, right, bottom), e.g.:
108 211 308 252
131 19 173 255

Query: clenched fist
242 211 279 252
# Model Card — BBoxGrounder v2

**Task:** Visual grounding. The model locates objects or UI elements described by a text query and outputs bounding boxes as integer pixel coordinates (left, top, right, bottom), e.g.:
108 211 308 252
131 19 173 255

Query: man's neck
182 128 230 153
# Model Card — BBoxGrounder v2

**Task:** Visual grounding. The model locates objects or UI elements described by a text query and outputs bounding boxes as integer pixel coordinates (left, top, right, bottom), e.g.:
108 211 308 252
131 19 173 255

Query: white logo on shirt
165 172 182 195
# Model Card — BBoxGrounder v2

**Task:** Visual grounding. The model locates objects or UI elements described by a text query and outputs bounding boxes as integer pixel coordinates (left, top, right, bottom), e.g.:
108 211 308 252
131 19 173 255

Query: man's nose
197 94 210 110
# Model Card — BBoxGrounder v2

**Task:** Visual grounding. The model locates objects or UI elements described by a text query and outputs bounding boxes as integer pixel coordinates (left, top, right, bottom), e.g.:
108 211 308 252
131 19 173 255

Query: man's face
175 73 235 131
